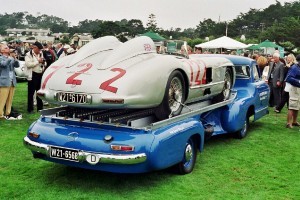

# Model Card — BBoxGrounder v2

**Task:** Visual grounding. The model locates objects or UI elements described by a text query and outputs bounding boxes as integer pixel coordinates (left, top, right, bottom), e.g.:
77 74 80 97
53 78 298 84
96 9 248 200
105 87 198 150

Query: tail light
111 145 134 151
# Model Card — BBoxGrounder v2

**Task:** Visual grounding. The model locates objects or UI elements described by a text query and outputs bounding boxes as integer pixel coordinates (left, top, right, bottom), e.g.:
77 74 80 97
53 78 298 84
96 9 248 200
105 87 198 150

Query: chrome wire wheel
168 77 183 113
223 68 232 100
155 70 185 120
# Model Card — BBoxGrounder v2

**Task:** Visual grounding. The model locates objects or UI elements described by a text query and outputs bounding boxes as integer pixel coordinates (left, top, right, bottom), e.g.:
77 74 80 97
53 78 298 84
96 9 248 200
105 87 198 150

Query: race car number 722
41 64 126 93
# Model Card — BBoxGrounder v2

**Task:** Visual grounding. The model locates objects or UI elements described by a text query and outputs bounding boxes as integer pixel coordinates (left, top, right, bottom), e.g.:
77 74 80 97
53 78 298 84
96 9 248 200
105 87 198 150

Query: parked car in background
14 60 27 80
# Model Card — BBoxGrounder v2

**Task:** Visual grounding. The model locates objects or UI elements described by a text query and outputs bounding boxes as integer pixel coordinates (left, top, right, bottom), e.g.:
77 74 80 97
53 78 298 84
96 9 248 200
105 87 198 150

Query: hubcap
241 120 247 135
185 144 193 162
168 77 183 112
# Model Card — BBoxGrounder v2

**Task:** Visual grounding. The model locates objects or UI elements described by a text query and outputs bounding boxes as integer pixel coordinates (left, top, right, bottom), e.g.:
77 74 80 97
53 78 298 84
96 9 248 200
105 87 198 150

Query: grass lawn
1 82 300 200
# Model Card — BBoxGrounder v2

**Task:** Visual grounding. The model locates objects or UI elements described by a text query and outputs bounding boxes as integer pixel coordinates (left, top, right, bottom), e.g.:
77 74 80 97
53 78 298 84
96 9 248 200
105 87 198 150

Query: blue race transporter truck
24 55 270 174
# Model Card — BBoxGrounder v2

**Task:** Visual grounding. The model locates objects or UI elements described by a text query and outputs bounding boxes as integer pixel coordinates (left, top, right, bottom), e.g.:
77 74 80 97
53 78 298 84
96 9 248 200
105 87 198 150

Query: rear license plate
57 92 87 104
50 146 79 162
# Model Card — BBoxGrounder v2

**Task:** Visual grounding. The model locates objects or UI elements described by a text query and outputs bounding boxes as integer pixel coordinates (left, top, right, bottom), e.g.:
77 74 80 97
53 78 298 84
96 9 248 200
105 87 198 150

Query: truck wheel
235 114 249 139
155 70 185 120
212 67 233 103
175 138 197 175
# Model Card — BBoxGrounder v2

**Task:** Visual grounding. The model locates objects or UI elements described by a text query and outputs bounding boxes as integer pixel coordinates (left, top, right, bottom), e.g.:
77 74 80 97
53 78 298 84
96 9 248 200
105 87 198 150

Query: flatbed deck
40 91 237 130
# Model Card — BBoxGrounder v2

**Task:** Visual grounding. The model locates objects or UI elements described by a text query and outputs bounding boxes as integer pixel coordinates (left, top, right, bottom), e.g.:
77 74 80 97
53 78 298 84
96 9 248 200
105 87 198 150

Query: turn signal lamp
111 145 134 152
29 132 40 139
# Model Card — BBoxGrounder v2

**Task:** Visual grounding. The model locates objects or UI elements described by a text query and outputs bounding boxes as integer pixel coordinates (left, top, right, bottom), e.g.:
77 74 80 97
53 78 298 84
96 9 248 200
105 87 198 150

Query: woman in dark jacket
275 54 296 113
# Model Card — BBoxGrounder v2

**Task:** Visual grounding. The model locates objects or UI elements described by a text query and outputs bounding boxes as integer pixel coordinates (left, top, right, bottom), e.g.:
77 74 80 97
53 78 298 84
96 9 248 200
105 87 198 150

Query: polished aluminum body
38 36 234 109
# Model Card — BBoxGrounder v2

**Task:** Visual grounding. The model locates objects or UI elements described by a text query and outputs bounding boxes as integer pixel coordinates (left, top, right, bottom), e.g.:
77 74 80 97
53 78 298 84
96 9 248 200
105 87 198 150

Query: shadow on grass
204 120 264 148
40 163 174 192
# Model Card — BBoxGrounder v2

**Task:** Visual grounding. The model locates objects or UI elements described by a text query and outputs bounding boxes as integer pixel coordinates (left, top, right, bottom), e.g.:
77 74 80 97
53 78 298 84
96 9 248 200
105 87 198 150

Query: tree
195 19 219 38
91 21 127 41
127 19 145 37
260 17 300 49
146 14 158 32
60 35 70 44
77 19 103 33
25 14 38 25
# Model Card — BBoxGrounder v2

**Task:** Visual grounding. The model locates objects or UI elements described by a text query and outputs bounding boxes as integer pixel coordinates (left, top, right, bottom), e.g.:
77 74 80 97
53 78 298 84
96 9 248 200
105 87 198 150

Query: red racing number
99 68 126 93
66 63 93 85
183 60 206 86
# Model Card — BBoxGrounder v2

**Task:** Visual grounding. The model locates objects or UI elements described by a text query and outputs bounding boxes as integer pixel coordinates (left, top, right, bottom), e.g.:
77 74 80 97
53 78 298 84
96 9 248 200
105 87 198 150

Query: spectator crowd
0 40 79 120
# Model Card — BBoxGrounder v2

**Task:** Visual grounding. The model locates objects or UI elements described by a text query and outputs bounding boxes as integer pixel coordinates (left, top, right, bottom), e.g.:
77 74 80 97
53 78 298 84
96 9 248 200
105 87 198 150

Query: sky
0 0 294 29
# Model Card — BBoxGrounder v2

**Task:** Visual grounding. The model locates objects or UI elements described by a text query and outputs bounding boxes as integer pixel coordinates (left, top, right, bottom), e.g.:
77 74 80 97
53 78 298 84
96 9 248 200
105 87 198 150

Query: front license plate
57 92 87 104
50 146 79 162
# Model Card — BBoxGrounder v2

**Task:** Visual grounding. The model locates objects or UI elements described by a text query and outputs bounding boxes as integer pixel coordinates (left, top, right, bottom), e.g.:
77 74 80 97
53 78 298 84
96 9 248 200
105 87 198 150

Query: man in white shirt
25 41 46 113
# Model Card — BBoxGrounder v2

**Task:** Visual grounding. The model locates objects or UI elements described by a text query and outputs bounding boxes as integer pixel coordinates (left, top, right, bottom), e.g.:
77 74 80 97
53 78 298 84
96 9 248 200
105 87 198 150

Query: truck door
252 63 269 120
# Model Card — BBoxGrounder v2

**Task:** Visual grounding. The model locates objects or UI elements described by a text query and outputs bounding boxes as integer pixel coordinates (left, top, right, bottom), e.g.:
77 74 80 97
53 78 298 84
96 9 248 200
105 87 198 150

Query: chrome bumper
23 136 147 165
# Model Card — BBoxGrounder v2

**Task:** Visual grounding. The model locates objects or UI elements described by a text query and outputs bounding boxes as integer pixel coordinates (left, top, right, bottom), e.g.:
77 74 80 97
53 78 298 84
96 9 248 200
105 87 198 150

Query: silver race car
37 36 235 119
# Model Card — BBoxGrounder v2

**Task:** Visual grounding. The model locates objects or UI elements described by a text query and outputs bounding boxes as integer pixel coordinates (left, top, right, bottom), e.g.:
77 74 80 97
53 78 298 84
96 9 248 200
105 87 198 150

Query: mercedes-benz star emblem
68 132 79 141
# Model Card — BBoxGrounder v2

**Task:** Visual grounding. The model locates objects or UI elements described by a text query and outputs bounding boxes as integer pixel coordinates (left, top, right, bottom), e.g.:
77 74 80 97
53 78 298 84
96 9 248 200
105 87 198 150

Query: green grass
1 82 300 200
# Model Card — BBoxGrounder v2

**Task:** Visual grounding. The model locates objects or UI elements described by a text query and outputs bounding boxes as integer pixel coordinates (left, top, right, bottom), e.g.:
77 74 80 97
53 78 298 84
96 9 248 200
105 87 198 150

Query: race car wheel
175 138 197 175
212 67 233 103
155 70 186 120
235 113 249 139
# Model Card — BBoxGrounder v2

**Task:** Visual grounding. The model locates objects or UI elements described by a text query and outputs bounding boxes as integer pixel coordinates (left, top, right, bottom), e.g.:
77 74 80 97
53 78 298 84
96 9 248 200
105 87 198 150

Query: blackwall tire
155 70 185 120
175 138 197 175
235 114 249 139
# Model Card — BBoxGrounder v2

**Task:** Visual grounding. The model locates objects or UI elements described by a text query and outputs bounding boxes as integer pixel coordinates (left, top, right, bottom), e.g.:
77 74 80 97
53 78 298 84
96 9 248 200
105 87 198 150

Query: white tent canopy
195 36 247 49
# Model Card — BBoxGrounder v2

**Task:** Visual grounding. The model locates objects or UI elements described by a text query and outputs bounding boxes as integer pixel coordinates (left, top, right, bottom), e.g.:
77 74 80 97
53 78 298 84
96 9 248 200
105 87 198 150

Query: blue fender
148 117 204 170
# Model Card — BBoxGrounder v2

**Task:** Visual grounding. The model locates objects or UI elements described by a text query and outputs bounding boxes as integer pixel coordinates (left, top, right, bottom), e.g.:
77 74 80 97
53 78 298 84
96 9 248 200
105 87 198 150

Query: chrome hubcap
242 120 247 135
185 144 193 162
168 77 183 112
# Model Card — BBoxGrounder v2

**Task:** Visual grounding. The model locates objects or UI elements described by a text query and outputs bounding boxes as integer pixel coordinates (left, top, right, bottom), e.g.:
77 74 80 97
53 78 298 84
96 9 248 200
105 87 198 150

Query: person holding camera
0 44 20 120
25 41 46 113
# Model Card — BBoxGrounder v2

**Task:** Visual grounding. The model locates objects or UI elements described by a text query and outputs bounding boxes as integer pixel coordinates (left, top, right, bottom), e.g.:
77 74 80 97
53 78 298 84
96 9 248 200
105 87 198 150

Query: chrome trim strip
190 80 224 89
24 136 147 165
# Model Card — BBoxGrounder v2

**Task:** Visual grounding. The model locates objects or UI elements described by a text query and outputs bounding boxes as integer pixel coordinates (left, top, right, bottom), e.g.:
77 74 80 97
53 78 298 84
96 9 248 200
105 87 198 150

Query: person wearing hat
285 54 300 128
66 48 76 55
24 41 46 113
58 44 71 59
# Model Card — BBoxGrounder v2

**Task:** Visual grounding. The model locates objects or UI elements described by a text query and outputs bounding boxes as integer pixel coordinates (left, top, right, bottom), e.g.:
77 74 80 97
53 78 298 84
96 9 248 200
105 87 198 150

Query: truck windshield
235 65 250 79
